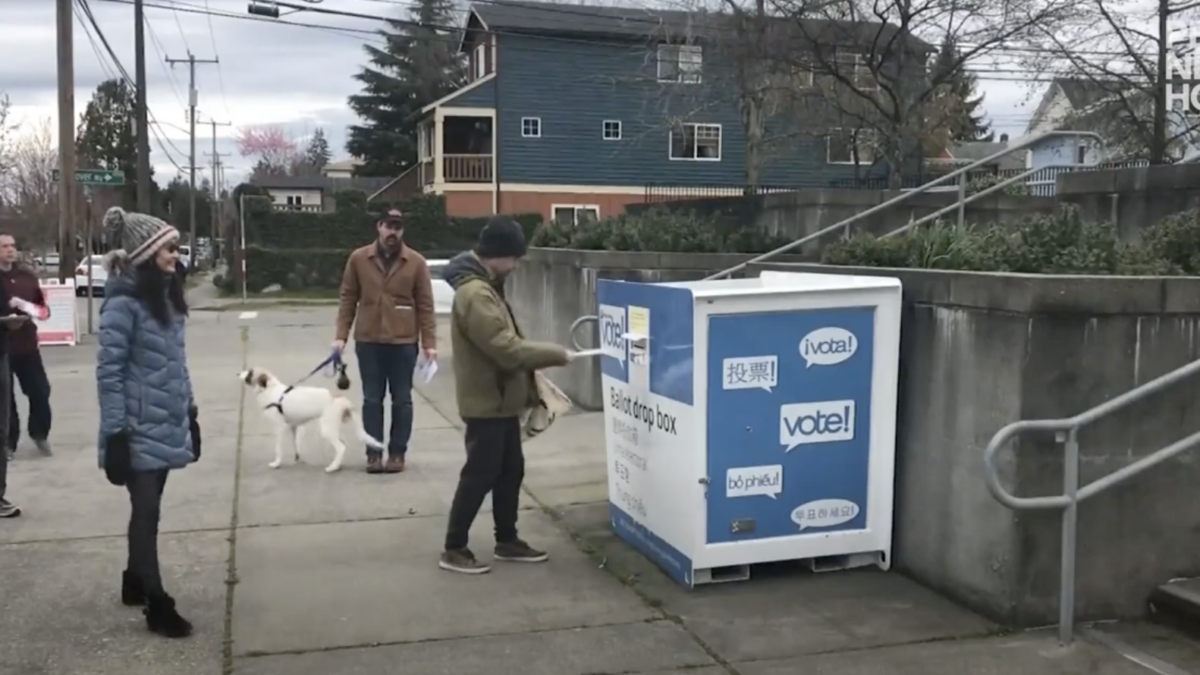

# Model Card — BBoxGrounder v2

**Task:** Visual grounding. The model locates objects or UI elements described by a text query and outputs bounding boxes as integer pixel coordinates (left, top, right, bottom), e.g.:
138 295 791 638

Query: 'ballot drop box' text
597 271 901 587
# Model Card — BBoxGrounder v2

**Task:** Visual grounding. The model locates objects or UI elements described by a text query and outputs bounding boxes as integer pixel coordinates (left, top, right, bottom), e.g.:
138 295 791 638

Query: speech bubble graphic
721 355 778 392
791 499 860 531
799 327 857 368
598 304 627 365
725 465 783 499
779 400 855 451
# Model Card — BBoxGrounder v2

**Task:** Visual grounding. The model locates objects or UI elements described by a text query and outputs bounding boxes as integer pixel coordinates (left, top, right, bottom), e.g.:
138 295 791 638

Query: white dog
238 366 385 473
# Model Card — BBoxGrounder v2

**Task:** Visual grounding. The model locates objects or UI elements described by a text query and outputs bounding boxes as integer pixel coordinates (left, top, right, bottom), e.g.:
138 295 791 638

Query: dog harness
265 386 294 415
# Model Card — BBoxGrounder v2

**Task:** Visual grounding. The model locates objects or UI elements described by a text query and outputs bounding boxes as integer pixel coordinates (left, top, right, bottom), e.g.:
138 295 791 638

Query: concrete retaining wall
509 246 1200 627
1058 164 1200 238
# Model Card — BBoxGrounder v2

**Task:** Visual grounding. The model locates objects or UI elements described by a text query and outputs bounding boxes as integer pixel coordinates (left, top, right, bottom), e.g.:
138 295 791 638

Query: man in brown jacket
333 209 436 474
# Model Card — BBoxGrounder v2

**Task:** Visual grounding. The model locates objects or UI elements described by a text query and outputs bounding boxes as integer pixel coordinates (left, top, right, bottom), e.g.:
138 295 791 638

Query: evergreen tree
931 38 993 143
305 128 332 172
346 0 466 176
76 78 152 210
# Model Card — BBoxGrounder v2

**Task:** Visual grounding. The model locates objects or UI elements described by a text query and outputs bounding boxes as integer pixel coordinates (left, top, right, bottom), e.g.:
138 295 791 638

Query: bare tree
0 118 58 247
0 93 17 182
771 0 1086 186
1020 0 1200 163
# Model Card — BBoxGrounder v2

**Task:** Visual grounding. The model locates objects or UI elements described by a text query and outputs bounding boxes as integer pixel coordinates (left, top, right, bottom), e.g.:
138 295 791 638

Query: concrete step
1149 578 1200 639
1085 621 1200 675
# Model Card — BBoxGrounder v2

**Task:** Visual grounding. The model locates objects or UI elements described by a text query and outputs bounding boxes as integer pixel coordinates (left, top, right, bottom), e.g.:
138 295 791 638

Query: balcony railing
271 203 322 213
444 154 493 183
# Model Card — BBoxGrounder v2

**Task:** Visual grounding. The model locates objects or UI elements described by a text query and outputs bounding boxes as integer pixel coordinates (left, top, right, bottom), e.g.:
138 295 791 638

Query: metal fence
644 160 1152 203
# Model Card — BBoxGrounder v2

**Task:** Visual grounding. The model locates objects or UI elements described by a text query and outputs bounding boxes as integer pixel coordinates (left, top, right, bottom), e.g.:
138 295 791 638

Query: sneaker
33 439 51 456
384 455 405 473
0 499 21 518
494 539 549 563
439 548 491 575
366 455 384 474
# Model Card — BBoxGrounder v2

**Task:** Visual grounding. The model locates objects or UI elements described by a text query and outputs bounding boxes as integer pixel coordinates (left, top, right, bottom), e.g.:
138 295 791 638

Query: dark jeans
355 342 419 458
127 469 170 596
8 351 51 448
444 417 524 551
0 355 10 501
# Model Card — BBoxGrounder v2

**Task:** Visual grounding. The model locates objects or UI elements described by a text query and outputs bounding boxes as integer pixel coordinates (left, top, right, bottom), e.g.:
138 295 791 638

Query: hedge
820 204 1190 275
243 193 541 251
530 206 793 253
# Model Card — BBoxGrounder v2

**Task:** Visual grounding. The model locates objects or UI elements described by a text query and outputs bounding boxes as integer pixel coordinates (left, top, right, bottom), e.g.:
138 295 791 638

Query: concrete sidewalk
0 306 1189 674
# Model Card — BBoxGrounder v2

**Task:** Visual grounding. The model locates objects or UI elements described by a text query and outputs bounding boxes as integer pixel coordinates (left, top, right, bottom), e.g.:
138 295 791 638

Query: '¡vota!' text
609 386 678 435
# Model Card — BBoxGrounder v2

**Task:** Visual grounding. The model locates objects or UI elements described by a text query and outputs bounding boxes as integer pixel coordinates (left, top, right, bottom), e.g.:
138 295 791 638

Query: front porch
418 108 494 187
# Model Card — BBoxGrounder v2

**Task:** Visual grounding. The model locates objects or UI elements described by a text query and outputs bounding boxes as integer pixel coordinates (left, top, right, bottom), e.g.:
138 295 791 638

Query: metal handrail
702 130 1104 281
880 163 1081 239
983 356 1200 646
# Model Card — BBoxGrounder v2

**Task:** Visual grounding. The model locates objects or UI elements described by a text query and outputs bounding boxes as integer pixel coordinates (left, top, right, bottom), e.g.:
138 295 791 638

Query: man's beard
381 234 401 250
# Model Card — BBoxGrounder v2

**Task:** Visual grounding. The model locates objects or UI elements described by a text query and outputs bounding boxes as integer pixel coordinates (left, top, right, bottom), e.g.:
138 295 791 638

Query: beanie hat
475 215 527 259
102 207 180 272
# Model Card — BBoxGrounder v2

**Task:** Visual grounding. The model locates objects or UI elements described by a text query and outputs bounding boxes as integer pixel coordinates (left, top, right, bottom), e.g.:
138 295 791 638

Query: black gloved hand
104 430 132 486
189 405 201 462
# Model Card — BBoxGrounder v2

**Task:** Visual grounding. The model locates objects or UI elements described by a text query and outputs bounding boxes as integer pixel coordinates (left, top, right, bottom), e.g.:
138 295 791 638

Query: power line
200 0 234 116
145 15 188 108
76 0 189 172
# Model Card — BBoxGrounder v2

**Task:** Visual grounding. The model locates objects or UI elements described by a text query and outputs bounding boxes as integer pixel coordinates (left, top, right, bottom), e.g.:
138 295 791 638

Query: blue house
416 0 929 222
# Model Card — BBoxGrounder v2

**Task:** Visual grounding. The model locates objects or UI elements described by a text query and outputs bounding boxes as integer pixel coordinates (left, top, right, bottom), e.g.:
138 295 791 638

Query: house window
285 195 303 207
657 44 702 83
603 120 622 140
473 43 486 80
669 123 722 161
521 117 541 138
552 204 600 226
1076 144 1087 164
827 128 877 164
819 52 878 91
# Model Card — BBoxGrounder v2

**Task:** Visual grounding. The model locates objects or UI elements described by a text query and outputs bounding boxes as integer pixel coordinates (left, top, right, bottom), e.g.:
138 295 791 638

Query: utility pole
165 53 219 267
134 0 150 212
56 0 76 281
204 117 232 262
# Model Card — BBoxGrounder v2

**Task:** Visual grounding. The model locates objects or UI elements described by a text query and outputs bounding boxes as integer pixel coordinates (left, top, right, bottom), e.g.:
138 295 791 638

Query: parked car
33 253 60 276
75 254 108 296
426 259 454 314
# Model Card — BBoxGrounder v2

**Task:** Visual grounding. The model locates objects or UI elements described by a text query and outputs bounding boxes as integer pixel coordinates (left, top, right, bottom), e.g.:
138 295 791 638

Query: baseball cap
377 208 404 228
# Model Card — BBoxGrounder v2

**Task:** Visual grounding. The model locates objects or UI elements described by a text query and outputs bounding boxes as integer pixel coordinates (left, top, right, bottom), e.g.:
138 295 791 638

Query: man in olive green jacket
439 216 572 575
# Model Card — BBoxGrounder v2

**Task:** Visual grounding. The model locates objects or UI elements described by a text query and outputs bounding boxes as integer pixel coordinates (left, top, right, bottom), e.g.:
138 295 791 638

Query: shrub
245 193 542 252
244 247 350 293
820 205 1170 275
529 207 792 253
968 172 1030 197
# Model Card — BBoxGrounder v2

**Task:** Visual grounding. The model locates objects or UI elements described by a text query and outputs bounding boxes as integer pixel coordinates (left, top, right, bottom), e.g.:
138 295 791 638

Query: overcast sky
1 0 1040 188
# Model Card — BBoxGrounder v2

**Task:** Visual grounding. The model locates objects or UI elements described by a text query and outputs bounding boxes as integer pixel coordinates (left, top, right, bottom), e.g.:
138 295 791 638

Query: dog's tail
334 397 386 451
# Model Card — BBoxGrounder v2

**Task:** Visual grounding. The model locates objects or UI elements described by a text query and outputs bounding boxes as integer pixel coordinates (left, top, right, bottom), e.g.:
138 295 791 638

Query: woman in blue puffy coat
96 207 199 639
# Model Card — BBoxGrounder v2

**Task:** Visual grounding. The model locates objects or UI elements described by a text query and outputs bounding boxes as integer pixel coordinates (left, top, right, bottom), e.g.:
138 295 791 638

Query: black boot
144 593 193 638
121 570 145 606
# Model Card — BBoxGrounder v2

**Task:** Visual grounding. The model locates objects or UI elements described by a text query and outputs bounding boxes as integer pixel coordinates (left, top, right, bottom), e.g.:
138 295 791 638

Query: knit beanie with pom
102 207 179 271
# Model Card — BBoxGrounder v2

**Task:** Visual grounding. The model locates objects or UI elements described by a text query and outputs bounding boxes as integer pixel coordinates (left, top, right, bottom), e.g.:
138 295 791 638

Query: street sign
51 169 126 186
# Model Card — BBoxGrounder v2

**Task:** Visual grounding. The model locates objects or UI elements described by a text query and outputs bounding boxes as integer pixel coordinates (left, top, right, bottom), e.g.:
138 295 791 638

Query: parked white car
426 259 455 314
75 254 108 296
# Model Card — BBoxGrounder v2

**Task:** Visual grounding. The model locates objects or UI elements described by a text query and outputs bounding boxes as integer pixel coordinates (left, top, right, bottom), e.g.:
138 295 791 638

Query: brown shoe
384 456 406 473
366 455 384 474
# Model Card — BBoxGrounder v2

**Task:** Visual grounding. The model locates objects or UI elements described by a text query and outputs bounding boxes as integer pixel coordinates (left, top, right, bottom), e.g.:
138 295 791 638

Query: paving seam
414 386 743 675
233 617 670 660
221 324 250 675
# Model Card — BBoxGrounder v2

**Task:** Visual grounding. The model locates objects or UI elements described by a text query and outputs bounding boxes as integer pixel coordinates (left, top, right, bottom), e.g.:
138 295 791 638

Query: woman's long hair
134 260 188 328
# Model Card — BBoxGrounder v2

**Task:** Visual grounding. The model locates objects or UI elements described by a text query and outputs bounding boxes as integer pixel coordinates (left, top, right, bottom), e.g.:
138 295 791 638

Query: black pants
8 351 51 449
0 355 10 501
127 470 169 596
444 417 524 551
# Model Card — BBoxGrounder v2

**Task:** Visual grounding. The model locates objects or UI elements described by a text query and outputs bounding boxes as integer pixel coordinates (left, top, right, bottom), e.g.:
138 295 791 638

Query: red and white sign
35 279 78 346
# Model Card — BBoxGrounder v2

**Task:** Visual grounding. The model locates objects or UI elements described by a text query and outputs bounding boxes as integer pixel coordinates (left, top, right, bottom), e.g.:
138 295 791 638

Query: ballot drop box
596 270 902 587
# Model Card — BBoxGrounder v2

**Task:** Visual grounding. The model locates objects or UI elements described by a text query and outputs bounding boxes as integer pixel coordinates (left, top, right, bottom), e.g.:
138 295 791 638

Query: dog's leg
318 413 347 473
291 425 301 464
269 427 285 469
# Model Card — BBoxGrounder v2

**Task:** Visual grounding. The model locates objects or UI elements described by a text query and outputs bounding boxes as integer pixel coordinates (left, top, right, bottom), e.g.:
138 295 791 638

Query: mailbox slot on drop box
595 271 901 587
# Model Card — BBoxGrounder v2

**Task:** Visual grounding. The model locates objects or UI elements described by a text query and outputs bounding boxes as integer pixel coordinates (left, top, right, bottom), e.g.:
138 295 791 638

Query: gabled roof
462 0 933 54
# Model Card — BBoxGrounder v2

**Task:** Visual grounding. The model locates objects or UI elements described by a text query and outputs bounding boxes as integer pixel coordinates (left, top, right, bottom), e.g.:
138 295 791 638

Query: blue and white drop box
597 271 901 587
